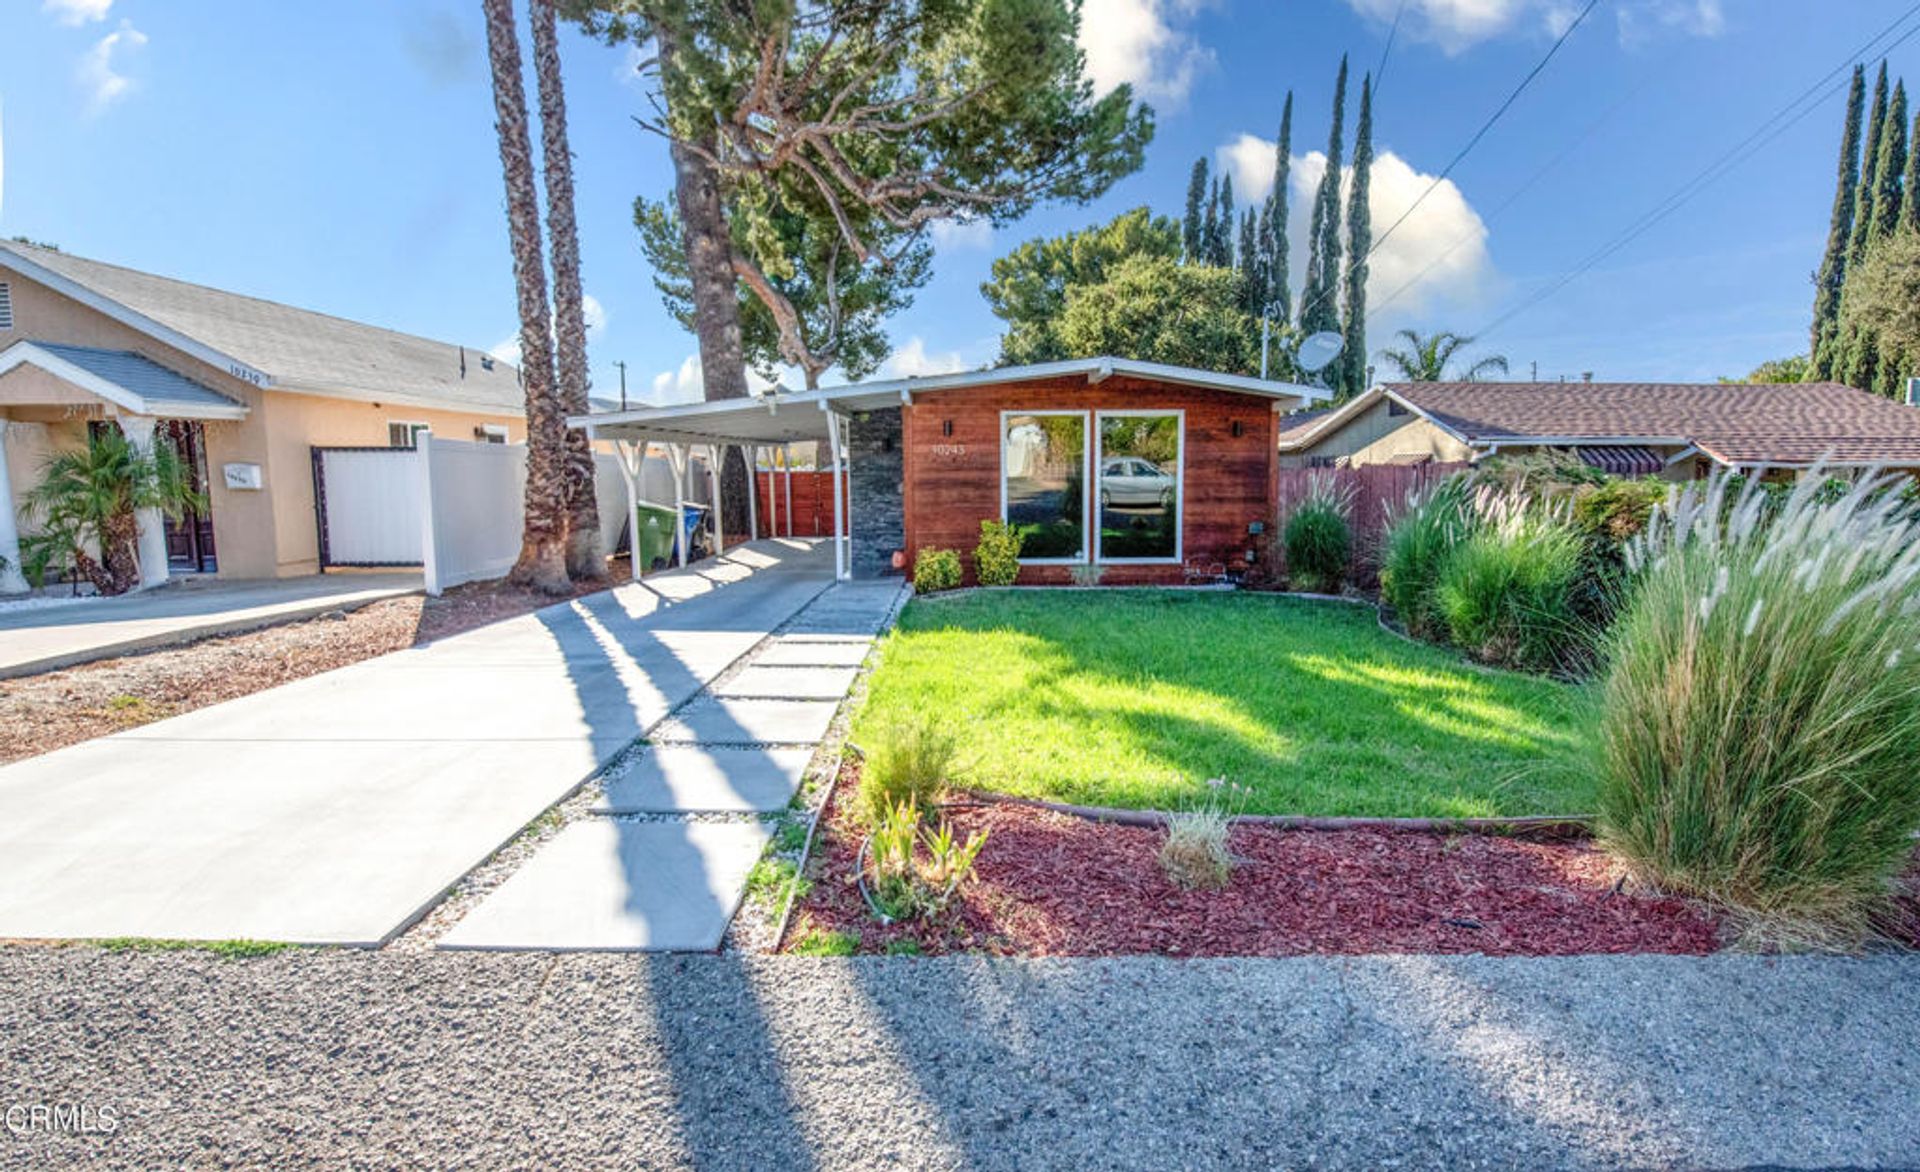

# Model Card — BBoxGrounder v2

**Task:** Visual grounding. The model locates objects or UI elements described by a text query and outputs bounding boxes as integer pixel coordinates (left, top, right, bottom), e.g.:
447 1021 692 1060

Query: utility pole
613 360 628 411
1530 360 1537 382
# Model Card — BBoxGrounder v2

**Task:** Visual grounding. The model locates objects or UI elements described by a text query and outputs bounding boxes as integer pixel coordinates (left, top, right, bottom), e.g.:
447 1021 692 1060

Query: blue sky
3 0 1917 402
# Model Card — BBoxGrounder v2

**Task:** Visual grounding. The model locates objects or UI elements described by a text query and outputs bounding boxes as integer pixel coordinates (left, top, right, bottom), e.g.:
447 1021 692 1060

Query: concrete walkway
439 578 909 952
3 949 1916 1169
0 572 421 678
0 539 834 945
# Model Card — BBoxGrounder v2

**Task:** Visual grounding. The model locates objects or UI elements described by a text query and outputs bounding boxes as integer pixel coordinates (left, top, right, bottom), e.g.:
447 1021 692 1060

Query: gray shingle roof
0 240 524 415
36 343 245 415
1385 381 1920 467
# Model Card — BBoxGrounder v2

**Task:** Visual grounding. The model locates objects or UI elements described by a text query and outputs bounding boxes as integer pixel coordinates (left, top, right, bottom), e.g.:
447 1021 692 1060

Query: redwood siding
902 375 1278 585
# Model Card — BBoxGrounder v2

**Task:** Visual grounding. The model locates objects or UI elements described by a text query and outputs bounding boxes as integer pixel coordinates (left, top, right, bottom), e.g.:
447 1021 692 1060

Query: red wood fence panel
753 470 847 538
1274 463 1469 586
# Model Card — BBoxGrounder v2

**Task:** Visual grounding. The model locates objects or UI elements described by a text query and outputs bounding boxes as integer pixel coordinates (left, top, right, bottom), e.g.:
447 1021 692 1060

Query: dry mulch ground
788 773 1726 957
0 559 629 766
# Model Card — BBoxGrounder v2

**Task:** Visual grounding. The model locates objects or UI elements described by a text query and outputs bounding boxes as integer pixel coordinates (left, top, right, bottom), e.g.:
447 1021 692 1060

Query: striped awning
1575 445 1664 476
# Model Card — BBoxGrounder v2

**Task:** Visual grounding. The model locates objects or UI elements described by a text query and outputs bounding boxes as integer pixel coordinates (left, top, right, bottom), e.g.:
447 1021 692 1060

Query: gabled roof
1279 380 1920 468
0 341 249 420
0 240 523 416
572 357 1329 446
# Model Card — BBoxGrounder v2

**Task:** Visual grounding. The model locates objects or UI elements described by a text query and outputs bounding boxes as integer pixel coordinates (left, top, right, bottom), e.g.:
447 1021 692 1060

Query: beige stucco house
0 240 527 590
1277 380 1920 480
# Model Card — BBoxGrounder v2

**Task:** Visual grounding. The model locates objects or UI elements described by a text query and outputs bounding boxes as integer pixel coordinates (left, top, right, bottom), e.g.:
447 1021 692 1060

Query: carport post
669 443 689 568
706 444 725 553
612 433 644 582
745 444 759 542
782 443 794 537
824 405 847 580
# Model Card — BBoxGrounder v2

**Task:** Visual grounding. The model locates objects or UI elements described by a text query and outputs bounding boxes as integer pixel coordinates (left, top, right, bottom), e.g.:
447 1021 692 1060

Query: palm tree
22 427 202 596
1377 329 1510 382
483 0 571 594
529 0 604 582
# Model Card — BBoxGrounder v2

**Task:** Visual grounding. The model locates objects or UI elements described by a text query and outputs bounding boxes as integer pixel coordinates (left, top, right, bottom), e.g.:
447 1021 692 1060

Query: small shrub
1598 470 1920 942
857 715 960 825
913 547 962 593
1571 478 1668 546
1067 562 1106 587
744 856 809 914
1283 474 1355 593
973 520 1023 586
1434 491 1588 672
866 801 988 921
1379 476 1472 637
1159 807 1233 889
790 929 859 956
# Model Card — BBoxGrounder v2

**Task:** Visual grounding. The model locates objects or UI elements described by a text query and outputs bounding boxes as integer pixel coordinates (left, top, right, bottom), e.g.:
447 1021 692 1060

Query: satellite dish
1295 331 1345 376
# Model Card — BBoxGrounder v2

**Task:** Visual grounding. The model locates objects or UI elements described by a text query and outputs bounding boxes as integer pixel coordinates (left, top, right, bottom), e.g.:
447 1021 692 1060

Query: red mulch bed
788 768 1727 957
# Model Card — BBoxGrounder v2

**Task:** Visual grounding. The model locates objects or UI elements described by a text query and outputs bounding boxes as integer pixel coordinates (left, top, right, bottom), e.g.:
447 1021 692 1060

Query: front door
157 420 216 573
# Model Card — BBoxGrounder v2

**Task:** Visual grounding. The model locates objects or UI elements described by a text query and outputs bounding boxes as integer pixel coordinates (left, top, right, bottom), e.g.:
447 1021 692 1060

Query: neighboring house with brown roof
0 240 526 590
1276 380 1920 479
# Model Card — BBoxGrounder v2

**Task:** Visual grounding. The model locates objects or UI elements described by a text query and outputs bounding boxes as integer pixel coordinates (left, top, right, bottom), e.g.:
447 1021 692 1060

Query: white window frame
1094 408 1184 566
999 409 1091 565
388 421 430 449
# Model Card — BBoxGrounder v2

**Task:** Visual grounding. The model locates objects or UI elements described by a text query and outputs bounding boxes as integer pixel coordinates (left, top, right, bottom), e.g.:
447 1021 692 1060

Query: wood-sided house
576 358 1329 585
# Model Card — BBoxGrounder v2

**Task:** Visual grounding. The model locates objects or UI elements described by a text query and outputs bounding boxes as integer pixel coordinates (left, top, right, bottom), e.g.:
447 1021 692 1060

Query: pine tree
1848 63 1890 272
1811 65 1865 379
1298 55 1349 346
1264 92 1294 326
1339 73 1374 400
1215 176 1235 265
1183 157 1209 261
1869 81 1909 243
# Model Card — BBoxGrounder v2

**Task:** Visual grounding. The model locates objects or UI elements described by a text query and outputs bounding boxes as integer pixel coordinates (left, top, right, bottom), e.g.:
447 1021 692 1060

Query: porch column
116 414 171 591
744 444 759 542
0 422 29 594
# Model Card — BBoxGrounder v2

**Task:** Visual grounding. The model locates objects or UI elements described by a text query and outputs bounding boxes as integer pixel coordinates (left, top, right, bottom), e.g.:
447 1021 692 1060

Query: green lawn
854 591 1597 818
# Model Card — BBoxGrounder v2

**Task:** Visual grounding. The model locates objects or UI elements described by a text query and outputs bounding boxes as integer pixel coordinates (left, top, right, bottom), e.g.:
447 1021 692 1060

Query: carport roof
569 357 1329 446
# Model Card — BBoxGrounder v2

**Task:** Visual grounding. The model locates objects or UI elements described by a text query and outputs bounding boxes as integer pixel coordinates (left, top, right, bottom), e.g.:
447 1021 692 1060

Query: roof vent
0 282 12 330
480 354 495 372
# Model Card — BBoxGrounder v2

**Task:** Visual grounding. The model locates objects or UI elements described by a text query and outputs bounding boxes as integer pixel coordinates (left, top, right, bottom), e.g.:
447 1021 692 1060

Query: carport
576 382 909 583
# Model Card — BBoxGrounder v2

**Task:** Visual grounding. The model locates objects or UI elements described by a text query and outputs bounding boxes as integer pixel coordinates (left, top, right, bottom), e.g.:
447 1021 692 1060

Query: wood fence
754 470 847 538
1274 463 1469 586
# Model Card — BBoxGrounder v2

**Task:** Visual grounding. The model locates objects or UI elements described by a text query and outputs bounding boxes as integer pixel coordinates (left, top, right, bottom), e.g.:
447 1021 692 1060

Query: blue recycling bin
674 504 710 562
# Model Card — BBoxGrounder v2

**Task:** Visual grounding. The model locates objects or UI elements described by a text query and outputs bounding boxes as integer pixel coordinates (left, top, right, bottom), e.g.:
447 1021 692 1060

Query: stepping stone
715 665 859 700
595 746 813 814
438 819 772 952
756 640 871 667
652 698 840 745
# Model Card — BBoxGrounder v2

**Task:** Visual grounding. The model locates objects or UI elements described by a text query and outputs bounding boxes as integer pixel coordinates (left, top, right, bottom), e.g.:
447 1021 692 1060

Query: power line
1372 0 1411 103
1472 1 1920 341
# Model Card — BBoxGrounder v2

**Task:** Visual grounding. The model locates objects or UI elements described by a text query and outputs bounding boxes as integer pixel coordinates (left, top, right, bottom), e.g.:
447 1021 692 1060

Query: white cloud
929 217 994 253
1341 0 1722 53
1077 0 1214 105
490 293 609 368
877 337 968 380
44 0 111 26
77 20 145 113
650 354 705 404
1217 136 1496 322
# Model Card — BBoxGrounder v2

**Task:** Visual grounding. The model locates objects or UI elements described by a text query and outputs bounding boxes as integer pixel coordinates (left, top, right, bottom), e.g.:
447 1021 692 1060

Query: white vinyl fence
314 433 700 595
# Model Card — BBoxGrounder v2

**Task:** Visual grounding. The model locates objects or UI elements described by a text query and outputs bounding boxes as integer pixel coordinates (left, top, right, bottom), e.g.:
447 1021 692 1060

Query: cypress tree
1238 206 1262 315
1811 65 1865 379
1201 175 1221 266
1264 92 1294 325
1183 157 1209 262
1215 176 1236 265
1847 62 1890 273
1339 73 1374 400
1904 105 1920 236
1299 55 1349 345
1869 80 1909 243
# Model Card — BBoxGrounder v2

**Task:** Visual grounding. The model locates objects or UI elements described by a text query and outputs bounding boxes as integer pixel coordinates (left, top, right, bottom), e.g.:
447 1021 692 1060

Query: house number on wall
931 443 967 459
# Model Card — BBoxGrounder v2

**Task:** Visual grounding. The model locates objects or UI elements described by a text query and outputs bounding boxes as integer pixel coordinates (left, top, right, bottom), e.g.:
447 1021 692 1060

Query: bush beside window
973 520 1023 586
913 548 962 593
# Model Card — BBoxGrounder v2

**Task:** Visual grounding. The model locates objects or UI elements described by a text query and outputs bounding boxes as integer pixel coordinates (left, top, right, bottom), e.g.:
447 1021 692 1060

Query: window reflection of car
1099 457 1174 508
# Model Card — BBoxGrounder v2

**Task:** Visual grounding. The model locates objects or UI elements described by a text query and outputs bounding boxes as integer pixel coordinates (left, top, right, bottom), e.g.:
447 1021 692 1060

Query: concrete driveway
0 572 421 678
0 539 833 945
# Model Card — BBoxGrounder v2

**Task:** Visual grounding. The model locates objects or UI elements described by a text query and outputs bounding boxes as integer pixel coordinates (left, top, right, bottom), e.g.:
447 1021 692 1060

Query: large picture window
1002 412 1086 561
1096 412 1181 562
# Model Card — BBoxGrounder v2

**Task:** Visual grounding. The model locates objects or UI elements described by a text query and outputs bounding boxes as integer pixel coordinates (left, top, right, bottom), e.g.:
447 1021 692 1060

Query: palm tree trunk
529 0 604 582
658 23 753 545
483 0 570 594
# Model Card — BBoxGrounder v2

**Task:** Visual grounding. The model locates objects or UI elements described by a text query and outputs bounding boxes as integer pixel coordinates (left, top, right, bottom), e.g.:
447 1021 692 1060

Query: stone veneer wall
847 407 904 578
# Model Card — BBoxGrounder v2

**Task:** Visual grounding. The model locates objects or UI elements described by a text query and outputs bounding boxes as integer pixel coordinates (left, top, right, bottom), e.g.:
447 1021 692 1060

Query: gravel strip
2 950 1916 1169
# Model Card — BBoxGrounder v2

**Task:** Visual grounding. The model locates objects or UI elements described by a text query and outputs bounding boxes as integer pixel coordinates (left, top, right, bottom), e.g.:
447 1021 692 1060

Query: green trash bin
634 503 677 571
